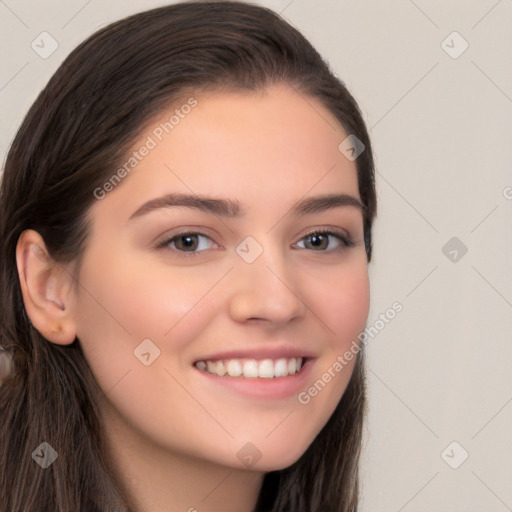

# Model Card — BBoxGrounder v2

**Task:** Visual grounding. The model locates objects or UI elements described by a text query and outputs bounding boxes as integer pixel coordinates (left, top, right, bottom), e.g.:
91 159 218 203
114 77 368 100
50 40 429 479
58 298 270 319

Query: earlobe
15 229 77 345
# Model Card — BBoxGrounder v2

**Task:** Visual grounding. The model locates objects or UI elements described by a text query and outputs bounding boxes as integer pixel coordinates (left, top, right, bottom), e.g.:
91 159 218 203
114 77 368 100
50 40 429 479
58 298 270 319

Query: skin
17 83 370 512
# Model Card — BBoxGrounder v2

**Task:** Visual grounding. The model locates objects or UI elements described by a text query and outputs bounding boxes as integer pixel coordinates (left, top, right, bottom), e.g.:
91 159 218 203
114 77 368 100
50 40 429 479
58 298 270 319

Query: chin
251 444 310 472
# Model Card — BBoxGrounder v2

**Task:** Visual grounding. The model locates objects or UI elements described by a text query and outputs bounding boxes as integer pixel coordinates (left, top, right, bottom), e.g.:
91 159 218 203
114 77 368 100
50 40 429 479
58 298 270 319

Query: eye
156 228 355 257
294 229 354 252
156 231 218 256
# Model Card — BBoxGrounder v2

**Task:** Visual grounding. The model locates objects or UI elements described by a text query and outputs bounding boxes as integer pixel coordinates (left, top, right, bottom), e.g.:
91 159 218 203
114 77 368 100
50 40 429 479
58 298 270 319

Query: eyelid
294 225 352 243
153 225 221 246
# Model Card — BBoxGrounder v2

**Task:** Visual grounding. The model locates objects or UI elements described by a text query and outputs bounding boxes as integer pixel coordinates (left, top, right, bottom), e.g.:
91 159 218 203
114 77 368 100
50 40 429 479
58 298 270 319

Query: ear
16 229 77 345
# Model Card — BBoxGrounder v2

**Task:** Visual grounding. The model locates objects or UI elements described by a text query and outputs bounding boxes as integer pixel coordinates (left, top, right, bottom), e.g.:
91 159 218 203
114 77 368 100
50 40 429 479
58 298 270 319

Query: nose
228 246 307 325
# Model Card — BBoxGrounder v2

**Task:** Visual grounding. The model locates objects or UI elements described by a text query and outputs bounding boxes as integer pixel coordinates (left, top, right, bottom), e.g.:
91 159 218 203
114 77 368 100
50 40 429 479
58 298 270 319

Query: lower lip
193 359 315 400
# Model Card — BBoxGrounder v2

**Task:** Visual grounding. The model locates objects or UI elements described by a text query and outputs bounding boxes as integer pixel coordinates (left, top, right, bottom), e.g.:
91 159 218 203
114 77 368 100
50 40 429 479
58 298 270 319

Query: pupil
180 235 197 250
310 234 326 249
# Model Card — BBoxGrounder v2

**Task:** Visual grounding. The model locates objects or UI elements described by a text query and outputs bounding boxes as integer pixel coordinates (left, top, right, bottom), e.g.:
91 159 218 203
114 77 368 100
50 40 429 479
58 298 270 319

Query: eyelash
155 228 355 257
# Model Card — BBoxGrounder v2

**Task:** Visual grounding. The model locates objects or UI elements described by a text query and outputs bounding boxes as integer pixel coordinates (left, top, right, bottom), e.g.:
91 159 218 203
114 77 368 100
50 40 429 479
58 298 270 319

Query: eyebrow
128 192 366 221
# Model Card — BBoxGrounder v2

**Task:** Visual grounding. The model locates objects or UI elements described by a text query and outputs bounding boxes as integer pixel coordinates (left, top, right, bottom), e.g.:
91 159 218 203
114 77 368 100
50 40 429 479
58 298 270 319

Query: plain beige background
1 1 511 510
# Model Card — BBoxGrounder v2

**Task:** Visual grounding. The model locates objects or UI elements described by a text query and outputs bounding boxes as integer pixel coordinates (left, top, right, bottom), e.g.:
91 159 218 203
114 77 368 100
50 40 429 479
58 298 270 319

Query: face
69 84 370 472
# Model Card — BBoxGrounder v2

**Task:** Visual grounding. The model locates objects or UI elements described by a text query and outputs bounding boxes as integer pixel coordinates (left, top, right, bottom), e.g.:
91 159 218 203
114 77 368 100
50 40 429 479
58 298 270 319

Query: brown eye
173 234 200 251
157 231 217 255
304 233 329 250
295 230 354 252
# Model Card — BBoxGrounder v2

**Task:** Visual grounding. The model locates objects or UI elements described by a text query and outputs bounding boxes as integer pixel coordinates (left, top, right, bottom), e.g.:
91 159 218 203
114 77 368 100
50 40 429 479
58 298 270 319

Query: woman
0 1 377 511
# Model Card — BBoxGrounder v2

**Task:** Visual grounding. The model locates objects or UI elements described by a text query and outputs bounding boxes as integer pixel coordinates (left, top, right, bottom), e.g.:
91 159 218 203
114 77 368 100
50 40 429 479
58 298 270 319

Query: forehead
88 84 360 224
155 84 353 178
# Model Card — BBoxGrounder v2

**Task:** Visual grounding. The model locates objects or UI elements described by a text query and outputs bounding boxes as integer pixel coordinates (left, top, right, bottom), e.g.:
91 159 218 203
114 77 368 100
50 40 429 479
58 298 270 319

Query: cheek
286 262 369 435
313 260 370 350
72 249 219 387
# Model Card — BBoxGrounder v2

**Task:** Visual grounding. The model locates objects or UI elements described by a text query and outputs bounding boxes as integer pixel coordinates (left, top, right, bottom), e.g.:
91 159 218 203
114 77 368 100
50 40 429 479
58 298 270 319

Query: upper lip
194 345 318 363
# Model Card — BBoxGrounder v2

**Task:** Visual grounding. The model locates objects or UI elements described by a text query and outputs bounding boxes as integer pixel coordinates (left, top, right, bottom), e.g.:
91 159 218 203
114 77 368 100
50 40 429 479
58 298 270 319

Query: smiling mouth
194 357 306 378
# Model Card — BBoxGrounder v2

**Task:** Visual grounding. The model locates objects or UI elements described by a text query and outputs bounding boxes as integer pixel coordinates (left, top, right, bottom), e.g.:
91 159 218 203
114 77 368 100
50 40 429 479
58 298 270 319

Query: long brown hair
0 1 376 510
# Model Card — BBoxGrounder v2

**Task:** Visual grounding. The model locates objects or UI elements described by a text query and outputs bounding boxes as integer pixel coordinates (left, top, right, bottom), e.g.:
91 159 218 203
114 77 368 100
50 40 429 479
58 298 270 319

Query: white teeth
258 359 274 379
242 360 259 378
195 357 306 378
274 358 288 377
226 359 242 377
215 361 227 377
